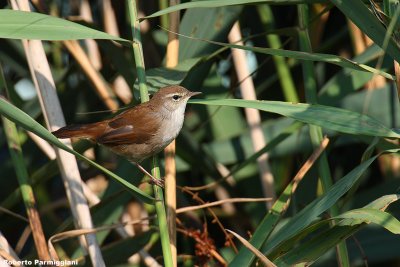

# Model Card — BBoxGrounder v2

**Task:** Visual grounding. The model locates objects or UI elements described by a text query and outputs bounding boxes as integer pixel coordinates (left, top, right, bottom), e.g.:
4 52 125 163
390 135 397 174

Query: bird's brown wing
96 104 160 146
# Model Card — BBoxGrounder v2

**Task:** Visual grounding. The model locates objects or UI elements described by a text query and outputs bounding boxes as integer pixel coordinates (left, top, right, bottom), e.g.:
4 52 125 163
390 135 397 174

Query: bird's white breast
160 104 186 143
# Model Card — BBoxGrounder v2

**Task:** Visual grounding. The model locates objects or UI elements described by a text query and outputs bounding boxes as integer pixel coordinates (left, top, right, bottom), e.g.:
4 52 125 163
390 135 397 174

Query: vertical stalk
0 65 51 261
102 0 133 104
11 1 105 265
127 0 149 102
228 22 276 209
297 4 350 267
2 118 51 260
164 1 180 266
159 0 169 29
152 161 173 267
126 1 173 266
257 4 299 103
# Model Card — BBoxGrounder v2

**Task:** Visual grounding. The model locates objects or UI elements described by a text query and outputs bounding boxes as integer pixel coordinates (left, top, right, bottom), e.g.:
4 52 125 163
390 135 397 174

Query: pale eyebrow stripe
166 93 183 98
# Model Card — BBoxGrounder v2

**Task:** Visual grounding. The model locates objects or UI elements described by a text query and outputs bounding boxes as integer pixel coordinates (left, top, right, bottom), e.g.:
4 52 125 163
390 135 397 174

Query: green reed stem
159 0 169 29
297 4 350 267
0 63 50 260
127 0 149 102
257 4 299 103
127 1 173 266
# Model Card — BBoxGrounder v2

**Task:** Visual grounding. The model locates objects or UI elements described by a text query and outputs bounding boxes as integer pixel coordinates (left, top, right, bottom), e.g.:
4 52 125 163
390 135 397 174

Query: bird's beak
189 91 202 97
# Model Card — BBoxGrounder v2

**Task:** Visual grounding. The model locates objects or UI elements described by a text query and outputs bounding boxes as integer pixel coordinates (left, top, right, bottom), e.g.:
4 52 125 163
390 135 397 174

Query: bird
52 85 201 186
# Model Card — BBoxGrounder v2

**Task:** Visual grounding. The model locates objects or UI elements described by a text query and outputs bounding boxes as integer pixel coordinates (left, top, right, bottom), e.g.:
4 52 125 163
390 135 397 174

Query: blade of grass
189 99 400 138
0 10 128 42
13 0 106 264
134 57 201 94
164 29 394 80
337 208 400 234
297 4 349 266
2 117 51 260
0 64 51 261
128 0 148 102
164 0 181 265
257 4 299 103
143 0 326 20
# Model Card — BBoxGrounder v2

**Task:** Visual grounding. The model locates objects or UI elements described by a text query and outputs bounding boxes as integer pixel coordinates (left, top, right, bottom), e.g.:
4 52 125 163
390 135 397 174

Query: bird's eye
172 94 181 101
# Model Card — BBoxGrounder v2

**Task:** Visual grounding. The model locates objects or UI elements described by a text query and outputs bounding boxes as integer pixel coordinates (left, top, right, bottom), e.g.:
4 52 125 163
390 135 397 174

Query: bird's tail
52 122 105 140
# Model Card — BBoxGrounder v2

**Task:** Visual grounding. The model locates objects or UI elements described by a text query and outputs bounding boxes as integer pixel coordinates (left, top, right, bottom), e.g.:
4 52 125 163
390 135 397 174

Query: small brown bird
52 85 201 186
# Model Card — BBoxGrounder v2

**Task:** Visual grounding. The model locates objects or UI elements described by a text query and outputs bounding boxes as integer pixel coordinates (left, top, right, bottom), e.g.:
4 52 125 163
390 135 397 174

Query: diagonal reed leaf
190 99 400 138
143 0 325 20
337 208 400 234
0 10 129 42
170 34 393 80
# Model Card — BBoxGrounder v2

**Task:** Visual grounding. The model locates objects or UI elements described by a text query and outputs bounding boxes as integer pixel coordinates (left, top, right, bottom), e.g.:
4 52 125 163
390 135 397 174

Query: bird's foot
133 162 164 188
148 176 164 188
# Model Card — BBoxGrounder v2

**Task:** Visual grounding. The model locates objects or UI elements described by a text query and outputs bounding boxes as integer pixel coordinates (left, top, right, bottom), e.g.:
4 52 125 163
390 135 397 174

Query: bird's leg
134 162 164 188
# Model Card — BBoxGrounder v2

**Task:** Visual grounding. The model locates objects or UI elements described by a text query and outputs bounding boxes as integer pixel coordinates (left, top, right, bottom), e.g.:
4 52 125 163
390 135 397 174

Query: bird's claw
149 177 164 188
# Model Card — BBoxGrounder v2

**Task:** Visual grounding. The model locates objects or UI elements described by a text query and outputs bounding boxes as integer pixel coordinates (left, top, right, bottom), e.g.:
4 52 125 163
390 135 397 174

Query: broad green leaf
365 194 400 209
143 0 325 20
190 99 400 138
0 10 128 42
0 97 154 204
337 208 400 234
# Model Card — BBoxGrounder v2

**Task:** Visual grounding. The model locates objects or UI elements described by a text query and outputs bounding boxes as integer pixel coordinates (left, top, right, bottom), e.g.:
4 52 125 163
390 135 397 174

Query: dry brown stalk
164 1 181 266
228 22 276 209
